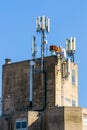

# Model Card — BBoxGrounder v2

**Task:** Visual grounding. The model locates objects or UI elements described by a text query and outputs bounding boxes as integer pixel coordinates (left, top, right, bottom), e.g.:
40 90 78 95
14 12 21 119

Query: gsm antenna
36 16 50 72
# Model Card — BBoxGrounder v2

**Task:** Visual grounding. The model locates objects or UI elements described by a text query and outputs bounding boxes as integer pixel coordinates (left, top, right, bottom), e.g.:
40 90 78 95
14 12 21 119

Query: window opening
16 119 27 130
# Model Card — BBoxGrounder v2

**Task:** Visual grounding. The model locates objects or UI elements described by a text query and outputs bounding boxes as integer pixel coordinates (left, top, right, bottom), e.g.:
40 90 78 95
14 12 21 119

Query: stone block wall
2 56 57 114
2 60 30 114
64 107 82 130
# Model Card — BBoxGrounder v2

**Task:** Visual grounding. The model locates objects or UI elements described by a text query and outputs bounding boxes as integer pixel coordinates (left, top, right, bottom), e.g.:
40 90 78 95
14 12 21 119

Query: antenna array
66 37 76 62
36 16 50 72
36 16 50 33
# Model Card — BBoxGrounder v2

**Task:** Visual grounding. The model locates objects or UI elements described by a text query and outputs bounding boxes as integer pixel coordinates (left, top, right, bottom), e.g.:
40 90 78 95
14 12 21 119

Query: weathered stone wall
62 62 78 106
55 58 78 107
0 111 28 130
1 107 87 130
27 107 64 130
64 107 82 130
2 56 57 114
33 56 56 109
45 107 64 130
82 108 87 130
2 60 30 114
55 57 62 106
0 116 12 130
2 55 78 114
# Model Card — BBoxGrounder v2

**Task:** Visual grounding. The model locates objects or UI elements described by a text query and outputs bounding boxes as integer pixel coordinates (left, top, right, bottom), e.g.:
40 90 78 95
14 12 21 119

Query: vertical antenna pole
41 31 45 72
35 16 50 110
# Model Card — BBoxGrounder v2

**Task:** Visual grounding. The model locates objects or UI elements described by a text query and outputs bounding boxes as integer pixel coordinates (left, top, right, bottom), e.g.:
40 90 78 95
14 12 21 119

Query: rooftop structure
0 16 86 130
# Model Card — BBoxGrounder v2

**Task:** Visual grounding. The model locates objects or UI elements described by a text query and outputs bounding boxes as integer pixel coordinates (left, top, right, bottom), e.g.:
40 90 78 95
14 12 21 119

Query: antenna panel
66 37 76 52
69 37 72 50
72 37 76 51
66 39 69 52
46 18 50 32
61 48 66 58
42 16 45 30
36 16 41 32
32 36 36 57
36 16 50 33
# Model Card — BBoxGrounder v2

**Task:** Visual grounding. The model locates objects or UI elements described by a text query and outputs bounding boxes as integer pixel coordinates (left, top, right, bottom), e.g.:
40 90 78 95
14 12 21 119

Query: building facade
0 54 81 130
0 15 86 129
2 55 78 115
1 106 87 130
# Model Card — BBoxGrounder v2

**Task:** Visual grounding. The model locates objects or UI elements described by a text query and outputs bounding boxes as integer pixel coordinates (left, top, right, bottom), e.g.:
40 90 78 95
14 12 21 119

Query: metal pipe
29 62 34 107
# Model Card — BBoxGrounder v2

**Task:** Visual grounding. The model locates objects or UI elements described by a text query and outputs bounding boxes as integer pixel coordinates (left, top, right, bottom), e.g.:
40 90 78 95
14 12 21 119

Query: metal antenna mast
35 16 50 110
36 16 50 72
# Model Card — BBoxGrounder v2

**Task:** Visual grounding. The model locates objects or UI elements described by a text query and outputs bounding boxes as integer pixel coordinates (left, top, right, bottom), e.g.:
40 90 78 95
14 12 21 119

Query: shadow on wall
28 107 64 130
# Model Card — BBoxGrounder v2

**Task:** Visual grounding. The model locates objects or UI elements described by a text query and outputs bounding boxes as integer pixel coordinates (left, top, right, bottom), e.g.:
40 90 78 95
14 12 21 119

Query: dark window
16 122 21 129
16 120 27 130
22 121 27 128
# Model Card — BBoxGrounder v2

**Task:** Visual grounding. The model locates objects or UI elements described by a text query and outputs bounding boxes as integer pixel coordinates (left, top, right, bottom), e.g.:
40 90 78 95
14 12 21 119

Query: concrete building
0 54 84 130
0 16 86 130
0 106 87 130
2 55 78 115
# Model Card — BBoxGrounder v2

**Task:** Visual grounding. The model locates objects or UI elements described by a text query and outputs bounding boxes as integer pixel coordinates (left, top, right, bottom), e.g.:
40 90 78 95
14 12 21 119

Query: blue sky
0 0 87 108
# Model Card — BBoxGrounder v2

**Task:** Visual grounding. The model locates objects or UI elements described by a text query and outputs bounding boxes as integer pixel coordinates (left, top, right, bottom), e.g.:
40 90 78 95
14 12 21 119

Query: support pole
41 31 45 73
